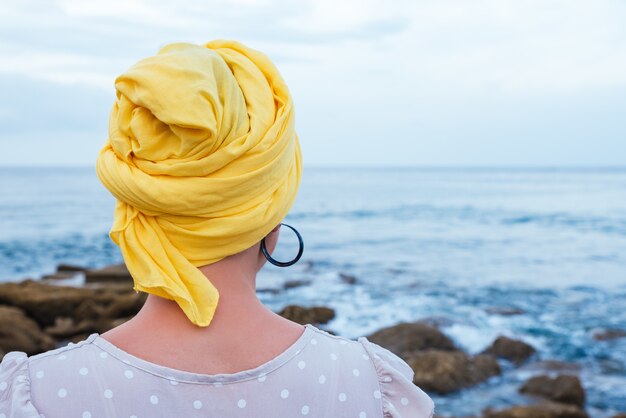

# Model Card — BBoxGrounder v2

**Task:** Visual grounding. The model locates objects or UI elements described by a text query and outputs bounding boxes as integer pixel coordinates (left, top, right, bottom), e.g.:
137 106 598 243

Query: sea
1 166 625 416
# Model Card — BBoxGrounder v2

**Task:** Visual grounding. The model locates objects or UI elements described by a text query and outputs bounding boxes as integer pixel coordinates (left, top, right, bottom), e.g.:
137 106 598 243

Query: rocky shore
1 263 624 418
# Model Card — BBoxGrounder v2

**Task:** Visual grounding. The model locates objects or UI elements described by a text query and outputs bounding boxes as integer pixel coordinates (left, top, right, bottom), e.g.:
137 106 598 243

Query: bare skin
100 223 305 375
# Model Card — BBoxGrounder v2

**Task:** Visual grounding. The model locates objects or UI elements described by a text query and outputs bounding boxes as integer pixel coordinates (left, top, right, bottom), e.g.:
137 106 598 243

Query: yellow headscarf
95 39 302 327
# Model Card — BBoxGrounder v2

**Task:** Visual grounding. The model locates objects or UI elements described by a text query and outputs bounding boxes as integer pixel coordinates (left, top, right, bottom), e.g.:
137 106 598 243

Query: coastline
1 263 624 418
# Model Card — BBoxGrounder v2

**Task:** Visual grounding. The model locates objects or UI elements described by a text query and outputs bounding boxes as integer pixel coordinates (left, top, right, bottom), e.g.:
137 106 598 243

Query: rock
592 329 626 341
41 271 80 281
256 288 281 295
486 306 526 316
57 264 88 273
45 316 133 340
85 281 137 295
521 360 581 373
102 292 147 318
519 375 585 407
44 317 95 339
339 273 358 284
68 333 93 344
405 349 501 394
483 401 588 418
417 316 456 328
611 414 626 418
483 336 536 365
366 322 457 359
302 260 315 272
0 280 96 326
278 305 335 325
0 280 144 327
89 317 129 334
283 280 312 289
0 305 56 355
85 263 132 283
73 299 106 321
598 358 626 374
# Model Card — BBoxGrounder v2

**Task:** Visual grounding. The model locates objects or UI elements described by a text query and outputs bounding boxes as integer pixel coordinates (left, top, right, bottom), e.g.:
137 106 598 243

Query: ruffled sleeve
0 352 41 418
358 337 435 418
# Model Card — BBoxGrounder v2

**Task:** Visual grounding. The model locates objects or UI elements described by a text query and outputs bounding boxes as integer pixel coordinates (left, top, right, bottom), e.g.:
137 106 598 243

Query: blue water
1 166 625 416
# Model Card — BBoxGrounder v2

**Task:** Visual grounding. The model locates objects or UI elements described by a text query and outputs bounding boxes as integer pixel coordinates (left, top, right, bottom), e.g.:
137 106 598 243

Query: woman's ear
257 224 280 271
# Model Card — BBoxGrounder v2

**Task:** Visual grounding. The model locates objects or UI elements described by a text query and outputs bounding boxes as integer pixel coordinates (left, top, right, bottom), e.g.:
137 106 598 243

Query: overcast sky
1 0 625 167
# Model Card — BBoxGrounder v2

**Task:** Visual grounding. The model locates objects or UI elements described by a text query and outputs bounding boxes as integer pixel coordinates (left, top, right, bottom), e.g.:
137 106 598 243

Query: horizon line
1 164 625 170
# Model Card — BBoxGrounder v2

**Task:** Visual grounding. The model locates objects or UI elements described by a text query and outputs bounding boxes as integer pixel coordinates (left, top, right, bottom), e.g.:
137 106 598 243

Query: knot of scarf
95 39 302 327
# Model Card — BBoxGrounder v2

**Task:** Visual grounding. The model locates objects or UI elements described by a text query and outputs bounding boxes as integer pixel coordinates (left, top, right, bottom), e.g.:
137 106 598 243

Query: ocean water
1 166 625 416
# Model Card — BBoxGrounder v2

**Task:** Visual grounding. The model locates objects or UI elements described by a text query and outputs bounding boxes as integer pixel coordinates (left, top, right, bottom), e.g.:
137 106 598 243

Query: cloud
3 0 625 95
0 0 624 165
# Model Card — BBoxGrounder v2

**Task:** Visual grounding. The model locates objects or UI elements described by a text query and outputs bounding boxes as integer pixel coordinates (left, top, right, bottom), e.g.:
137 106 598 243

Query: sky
0 0 625 167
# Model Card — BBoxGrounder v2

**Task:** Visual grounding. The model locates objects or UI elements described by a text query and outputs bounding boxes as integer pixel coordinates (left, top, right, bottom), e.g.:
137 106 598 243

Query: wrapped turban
95 39 302 327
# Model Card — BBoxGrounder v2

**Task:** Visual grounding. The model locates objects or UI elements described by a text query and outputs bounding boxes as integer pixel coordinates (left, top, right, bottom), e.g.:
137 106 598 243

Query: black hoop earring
261 223 304 267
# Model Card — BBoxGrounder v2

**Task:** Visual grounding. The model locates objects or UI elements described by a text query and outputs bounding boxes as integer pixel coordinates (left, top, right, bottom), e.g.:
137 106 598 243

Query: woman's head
201 222 282 276
95 40 302 327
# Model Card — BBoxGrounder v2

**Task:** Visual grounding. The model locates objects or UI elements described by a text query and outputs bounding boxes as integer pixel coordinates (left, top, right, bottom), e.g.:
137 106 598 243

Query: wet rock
102 292 147 318
256 287 281 295
519 375 585 407
89 317 130 334
45 317 95 339
278 305 335 325
598 358 626 374
0 305 56 355
405 349 501 394
283 279 312 290
0 280 144 327
483 401 588 418
366 322 457 359
85 263 132 283
486 306 526 316
302 260 315 272
68 333 93 344
592 328 626 341
418 316 456 328
521 360 581 373
483 336 536 365
57 264 88 273
0 280 96 326
73 299 106 320
85 281 136 293
45 316 132 341
41 271 80 281
339 273 358 285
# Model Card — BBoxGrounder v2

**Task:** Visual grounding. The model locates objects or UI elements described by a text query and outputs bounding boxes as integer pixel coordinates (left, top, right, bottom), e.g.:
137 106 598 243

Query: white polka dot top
0 324 434 417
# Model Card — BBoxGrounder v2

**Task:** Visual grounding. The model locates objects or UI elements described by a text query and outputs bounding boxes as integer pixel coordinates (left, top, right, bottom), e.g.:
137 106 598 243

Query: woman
0 39 434 417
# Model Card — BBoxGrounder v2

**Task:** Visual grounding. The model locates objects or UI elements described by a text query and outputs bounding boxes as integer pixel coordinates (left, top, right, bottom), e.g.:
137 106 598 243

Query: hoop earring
261 223 304 267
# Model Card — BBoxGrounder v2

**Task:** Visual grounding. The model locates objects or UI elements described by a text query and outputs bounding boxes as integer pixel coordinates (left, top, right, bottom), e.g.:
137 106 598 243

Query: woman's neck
99 266 305 374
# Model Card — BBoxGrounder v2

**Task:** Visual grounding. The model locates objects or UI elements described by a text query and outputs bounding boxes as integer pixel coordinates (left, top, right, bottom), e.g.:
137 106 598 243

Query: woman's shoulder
306 325 435 417
356 336 435 418
23 333 102 372
0 334 101 416
0 350 39 417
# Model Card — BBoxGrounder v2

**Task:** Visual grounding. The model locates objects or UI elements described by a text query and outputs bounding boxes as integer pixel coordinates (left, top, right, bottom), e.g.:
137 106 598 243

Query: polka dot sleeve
0 351 41 418
358 338 435 418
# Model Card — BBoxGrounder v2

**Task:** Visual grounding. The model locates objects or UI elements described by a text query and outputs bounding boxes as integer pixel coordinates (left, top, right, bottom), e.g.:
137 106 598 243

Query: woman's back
0 324 434 417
